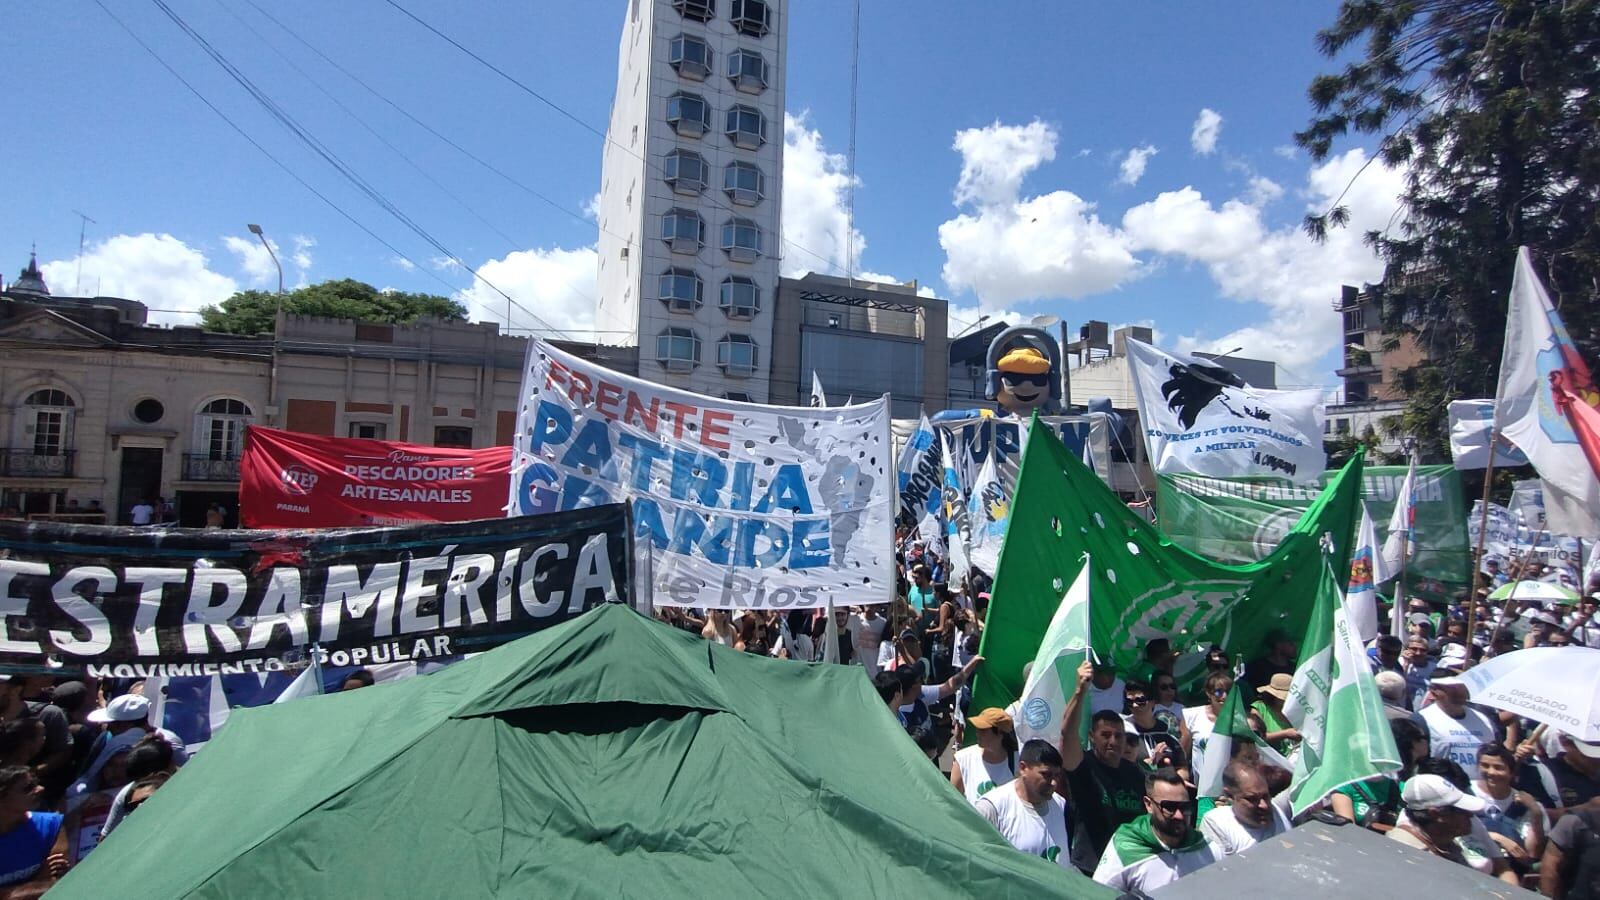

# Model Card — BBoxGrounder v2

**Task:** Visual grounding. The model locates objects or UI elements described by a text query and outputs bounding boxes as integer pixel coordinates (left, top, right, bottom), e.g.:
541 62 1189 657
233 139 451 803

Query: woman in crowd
1251 674 1301 758
1150 674 1185 736
734 613 771 656
1182 671 1234 760
700 610 736 647
950 708 1017 804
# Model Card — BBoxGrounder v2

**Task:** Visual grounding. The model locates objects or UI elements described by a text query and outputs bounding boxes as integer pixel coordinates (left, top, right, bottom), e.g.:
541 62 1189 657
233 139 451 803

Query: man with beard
1200 761 1291 856
1092 767 1219 892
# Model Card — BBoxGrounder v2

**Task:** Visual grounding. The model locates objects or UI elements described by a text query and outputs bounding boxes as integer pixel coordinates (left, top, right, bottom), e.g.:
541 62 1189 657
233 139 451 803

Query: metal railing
181 454 241 482
0 449 75 478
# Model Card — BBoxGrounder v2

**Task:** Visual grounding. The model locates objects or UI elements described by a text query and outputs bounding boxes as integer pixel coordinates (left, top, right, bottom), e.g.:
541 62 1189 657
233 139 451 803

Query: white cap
1402 774 1488 813
1564 735 1600 760
87 694 151 724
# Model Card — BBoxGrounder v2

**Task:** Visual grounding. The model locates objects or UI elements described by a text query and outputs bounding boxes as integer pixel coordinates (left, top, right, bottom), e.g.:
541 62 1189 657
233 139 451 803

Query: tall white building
594 0 787 403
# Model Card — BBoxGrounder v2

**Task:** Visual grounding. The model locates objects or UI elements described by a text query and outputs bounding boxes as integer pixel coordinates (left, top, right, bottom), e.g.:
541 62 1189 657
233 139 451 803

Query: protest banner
510 340 895 609
0 506 632 677
239 426 512 528
1156 464 1471 604
1127 339 1326 483
971 416 1362 715
1469 498 1587 586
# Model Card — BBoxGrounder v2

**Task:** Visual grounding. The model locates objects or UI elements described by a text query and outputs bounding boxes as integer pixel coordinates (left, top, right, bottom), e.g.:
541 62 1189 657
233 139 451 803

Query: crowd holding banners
510 339 896 611
238 426 513 528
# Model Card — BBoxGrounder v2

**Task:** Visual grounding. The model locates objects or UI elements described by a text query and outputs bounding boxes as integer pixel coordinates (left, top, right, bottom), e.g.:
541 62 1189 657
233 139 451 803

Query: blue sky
3 1 1402 390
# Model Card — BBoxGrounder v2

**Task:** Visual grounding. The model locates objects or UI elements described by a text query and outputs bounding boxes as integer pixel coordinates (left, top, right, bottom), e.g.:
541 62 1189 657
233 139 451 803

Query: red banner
240 426 512 528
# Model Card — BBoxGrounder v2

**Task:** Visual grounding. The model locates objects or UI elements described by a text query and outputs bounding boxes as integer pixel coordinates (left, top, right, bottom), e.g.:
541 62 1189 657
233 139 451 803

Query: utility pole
72 210 96 295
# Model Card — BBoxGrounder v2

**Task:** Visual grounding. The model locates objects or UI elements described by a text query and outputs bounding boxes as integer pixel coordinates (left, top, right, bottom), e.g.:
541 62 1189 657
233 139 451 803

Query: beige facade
0 282 635 526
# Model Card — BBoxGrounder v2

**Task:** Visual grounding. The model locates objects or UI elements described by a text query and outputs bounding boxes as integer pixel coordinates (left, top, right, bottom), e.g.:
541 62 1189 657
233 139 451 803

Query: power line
378 0 851 278
91 0 464 302
145 0 575 340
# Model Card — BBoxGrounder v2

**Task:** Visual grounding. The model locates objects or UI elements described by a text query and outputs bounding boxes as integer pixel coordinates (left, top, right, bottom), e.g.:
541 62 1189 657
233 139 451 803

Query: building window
434 426 473 448
666 92 711 138
725 391 753 403
717 334 759 375
22 389 75 456
656 328 702 372
1335 418 1351 435
723 161 765 206
660 208 706 254
658 268 704 313
726 49 769 93
663 149 709 195
673 0 714 22
132 398 165 424
826 312 842 329
730 0 771 37
196 398 253 460
719 276 761 318
725 104 767 149
668 34 712 80
349 421 388 441
721 218 763 262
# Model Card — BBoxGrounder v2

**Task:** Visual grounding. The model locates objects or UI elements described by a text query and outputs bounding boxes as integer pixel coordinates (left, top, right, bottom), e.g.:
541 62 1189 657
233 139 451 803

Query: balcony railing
0 449 75 478
182 454 241 482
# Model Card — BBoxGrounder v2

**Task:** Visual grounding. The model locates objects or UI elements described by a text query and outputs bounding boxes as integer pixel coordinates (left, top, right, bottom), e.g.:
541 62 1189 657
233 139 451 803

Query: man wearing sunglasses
1092 767 1219 892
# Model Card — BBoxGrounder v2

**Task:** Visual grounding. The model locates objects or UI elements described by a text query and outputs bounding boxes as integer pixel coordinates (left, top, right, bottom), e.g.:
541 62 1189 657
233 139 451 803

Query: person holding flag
1017 563 1146 870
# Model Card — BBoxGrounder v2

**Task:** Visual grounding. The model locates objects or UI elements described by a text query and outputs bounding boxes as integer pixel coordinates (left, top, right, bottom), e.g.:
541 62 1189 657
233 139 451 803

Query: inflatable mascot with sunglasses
984 326 1063 417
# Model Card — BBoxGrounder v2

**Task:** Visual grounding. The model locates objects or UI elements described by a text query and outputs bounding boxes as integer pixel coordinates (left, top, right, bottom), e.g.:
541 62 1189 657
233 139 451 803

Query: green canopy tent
56 604 1103 898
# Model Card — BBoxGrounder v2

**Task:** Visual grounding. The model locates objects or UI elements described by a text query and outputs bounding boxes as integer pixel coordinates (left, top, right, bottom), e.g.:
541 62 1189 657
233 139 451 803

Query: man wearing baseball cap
1421 662 1496 782
1387 773 1486 866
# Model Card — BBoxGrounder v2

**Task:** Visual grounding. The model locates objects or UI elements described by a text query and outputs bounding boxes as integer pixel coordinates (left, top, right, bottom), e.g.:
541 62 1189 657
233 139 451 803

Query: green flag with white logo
1282 557 1403 816
971 414 1364 719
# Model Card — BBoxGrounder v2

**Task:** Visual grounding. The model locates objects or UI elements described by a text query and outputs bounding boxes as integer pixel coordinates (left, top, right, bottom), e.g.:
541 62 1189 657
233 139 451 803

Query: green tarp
1156 465 1471 603
972 416 1362 714
57 604 1103 899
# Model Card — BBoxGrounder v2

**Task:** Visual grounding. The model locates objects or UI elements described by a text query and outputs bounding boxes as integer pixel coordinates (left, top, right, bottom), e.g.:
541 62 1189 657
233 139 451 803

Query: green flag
1282 557 1403 816
971 414 1363 718
1192 684 1291 798
1156 465 1471 603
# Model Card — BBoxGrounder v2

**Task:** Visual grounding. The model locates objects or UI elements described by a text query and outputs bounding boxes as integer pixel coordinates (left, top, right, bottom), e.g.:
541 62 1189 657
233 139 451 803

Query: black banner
0 506 632 677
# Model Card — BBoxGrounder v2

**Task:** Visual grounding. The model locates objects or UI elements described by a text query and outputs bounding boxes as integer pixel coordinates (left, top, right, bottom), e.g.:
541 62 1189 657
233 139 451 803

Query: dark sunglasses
1126 695 1149 706
1001 372 1050 388
1209 688 1229 698
1151 800 1189 815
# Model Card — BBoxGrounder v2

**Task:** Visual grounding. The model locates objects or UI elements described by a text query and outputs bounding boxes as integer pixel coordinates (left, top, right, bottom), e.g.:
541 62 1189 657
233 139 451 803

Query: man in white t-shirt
847 607 888 676
974 739 1072 870
1421 673 1497 782
128 499 154 526
1200 762 1291 856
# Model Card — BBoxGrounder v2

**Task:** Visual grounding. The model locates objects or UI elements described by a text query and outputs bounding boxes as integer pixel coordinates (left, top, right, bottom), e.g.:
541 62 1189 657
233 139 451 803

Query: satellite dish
1031 314 1061 328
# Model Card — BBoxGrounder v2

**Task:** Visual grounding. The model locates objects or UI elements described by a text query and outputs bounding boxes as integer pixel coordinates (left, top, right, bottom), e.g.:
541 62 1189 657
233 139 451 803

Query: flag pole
1466 429 1501 645
1486 525 1546 651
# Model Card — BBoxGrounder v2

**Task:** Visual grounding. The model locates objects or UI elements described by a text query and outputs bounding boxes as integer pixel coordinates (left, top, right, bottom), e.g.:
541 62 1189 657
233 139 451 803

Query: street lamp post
248 224 285 428
247 223 284 295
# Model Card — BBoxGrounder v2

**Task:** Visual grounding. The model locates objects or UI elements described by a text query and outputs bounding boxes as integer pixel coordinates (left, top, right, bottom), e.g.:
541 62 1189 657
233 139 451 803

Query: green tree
1299 0 1600 458
199 279 467 334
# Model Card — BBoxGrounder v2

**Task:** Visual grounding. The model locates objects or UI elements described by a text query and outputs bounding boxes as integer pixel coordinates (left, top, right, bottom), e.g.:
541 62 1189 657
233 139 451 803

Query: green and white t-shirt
975 784 1072 869
953 744 1015 805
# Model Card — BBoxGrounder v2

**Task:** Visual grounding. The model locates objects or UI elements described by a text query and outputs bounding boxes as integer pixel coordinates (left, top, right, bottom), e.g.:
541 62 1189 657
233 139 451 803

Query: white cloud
1244 175 1284 206
779 111 863 278
39 233 238 325
222 232 315 289
390 256 417 272
938 120 1142 309
1273 144 1298 160
1123 148 1406 367
1076 148 1093 158
1117 144 1158 186
1191 108 1223 155
455 245 599 338
582 192 602 221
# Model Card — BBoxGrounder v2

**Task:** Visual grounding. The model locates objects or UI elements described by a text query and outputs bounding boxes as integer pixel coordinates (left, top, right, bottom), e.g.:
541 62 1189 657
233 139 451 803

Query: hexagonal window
719 276 760 318
669 34 712 80
730 0 771 37
657 327 702 371
726 49 769 94
724 104 766 149
667 92 711 138
664 149 709 195
658 268 703 313
723 161 765 206
660 208 705 254
720 218 763 262
673 0 714 22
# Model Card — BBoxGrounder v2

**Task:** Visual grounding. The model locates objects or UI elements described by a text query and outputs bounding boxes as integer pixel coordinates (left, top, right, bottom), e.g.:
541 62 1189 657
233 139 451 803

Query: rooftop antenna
72 210 97 295
844 0 860 286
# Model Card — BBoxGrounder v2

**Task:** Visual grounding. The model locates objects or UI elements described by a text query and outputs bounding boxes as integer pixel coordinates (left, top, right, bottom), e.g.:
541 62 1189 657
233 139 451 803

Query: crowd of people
659 528 1600 895
7 514 1599 895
